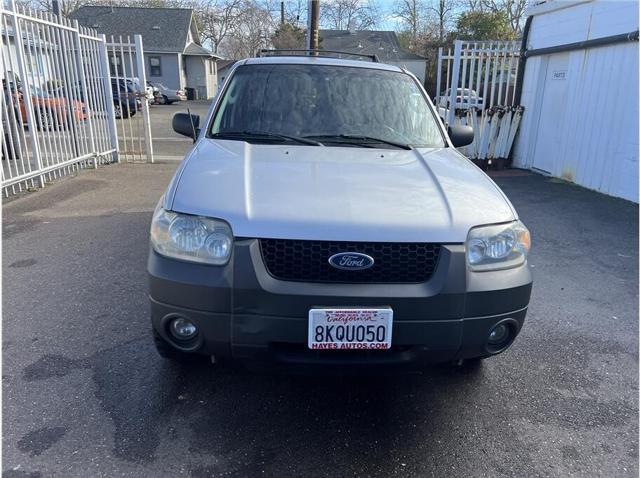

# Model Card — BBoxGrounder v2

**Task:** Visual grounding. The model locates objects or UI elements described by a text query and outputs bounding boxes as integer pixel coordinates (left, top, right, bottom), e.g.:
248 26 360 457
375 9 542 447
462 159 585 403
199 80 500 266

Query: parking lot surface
148 100 211 159
2 164 638 477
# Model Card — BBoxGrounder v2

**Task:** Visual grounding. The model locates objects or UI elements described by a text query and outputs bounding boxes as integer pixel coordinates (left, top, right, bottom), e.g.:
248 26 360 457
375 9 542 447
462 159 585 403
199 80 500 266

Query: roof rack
257 49 379 63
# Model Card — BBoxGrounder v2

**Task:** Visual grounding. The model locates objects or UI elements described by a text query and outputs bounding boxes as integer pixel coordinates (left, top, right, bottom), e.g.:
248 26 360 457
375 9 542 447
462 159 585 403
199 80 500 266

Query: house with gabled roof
70 6 221 99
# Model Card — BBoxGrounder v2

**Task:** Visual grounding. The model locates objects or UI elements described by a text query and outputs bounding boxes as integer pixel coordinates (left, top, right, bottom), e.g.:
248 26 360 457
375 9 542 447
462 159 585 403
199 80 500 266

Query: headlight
466 220 531 271
150 208 232 265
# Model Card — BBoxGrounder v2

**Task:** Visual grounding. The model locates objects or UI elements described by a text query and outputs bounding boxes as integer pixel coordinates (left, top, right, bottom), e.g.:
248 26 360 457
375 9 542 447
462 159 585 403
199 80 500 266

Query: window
149 56 162 77
210 64 445 148
109 55 121 76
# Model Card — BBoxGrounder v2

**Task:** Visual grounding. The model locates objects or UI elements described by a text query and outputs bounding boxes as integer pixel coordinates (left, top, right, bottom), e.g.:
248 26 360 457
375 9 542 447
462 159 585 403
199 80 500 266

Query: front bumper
148 240 532 369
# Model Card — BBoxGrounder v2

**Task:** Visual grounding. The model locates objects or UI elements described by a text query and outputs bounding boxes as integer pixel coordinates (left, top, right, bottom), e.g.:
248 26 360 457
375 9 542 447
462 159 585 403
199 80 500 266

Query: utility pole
52 0 60 16
308 0 319 51
280 1 285 25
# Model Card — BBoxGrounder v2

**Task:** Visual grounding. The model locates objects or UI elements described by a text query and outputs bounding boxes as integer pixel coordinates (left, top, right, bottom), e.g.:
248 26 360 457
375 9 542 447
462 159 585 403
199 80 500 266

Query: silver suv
148 55 532 371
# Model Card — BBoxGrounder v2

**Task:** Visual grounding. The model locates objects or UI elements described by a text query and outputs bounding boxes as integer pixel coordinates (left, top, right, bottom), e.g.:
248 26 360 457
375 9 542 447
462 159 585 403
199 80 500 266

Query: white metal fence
436 40 523 165
1 1 152 196
106 34 153 162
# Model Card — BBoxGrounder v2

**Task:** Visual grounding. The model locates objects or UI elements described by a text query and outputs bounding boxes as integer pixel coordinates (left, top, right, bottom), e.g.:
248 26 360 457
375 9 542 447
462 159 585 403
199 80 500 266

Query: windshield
210 64 445 148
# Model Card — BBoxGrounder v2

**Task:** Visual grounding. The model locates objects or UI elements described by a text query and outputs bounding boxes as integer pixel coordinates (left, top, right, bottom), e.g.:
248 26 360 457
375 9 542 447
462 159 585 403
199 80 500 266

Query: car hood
169 139 516 243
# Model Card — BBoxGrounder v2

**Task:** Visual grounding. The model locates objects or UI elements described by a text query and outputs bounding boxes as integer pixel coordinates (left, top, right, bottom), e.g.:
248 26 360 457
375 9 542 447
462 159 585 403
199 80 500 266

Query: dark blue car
110 78 137 119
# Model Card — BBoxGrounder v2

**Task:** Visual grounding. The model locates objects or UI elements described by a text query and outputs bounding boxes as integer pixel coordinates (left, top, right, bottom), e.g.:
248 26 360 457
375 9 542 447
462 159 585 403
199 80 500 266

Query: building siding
512 0 639 202
183 56 217 99
146 52 181 90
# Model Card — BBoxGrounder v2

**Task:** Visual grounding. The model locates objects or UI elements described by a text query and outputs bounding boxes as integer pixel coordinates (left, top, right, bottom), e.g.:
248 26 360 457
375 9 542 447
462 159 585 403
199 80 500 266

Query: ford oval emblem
328 252 375 270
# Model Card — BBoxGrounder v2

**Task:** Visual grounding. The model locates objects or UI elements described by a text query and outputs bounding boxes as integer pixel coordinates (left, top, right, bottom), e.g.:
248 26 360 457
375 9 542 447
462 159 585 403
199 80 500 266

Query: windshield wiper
303 134 411 150
211 131 322 146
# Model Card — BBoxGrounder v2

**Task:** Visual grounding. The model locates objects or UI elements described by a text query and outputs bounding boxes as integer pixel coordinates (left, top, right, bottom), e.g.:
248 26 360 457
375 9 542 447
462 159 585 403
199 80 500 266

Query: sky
375 0 404 30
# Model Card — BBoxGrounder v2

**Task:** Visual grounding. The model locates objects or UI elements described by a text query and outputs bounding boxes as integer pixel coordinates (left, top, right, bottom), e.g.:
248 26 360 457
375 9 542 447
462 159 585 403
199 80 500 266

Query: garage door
525 43 638 202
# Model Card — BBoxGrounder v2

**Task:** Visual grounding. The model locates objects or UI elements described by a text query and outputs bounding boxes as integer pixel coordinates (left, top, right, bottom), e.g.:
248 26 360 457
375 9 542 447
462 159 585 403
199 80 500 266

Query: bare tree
321 0 379 31
198 0 245 54
27 0 97 16
426 0 457 41
284 0 307 26
261 0 307 26
28 0 195 16
219 0 274 58
392 0 426 44
463 0 484 12
481 0 527 33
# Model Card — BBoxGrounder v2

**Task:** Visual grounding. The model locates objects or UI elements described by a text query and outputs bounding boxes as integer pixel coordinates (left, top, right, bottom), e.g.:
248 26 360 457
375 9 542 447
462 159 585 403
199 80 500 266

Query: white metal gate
436 40 523 165
106 34 153 163
1 1 152 197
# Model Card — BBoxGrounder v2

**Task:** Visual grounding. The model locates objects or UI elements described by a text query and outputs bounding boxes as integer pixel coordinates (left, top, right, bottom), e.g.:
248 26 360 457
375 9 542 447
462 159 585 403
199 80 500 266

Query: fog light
169 317 198 340
488 324 508 345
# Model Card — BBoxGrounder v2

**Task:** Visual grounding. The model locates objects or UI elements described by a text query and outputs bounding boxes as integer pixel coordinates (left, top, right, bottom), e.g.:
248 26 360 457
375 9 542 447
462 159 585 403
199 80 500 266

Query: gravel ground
2 163 638 477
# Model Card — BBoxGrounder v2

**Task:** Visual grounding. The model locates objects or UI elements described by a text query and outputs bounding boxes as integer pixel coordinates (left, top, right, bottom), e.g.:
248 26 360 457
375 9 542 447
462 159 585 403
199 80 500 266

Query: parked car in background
129 77 154 100
147 81 159 100
148 81 186 104
438 88 484 110
2 78 21 159
3 77 87 130
50 81 136 121
110 78 138 118
150 56 533 371
26 85 87 129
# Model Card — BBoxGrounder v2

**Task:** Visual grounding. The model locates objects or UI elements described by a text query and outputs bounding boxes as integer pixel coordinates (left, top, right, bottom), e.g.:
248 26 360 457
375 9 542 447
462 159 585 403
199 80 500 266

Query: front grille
259 239 441 283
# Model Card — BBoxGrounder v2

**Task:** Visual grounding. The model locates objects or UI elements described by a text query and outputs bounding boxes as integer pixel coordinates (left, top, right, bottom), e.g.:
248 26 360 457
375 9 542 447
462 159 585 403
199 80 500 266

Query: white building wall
205 59 218 99
512 0 639 202
526 0 637 48
2 36 55 85
145 53 181 90
387 59 426 83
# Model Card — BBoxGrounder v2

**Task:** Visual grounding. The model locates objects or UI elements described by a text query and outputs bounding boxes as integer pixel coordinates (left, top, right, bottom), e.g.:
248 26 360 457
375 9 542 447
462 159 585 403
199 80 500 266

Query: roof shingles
319 30 425 62
70 6 202 54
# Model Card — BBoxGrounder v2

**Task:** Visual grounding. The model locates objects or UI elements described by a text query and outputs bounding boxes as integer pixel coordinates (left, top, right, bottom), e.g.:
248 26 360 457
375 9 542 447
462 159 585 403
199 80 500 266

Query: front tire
114 103 122 119
115 102 132 119
36 109 54 130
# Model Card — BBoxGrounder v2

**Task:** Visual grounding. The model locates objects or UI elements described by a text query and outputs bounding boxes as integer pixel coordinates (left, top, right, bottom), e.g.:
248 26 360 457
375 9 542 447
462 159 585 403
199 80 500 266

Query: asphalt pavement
2 164 638 477
147 100 211 159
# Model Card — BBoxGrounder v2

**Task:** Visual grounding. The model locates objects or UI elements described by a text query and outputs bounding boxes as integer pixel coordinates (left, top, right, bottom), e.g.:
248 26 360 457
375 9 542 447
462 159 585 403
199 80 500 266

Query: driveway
148 100 210 159
2 165 638 477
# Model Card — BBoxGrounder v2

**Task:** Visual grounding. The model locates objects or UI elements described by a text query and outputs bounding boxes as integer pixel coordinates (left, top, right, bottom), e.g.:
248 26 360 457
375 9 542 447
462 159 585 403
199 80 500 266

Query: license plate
308 308 393 350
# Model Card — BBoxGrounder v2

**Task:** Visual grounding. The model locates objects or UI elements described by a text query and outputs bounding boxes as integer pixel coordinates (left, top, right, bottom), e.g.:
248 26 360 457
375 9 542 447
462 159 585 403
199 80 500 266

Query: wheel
114 103 122 119
2 133 17 160
159 95 168 105
120 103 131 119
36 109 54 130
152 327 198 364
60 115 72 130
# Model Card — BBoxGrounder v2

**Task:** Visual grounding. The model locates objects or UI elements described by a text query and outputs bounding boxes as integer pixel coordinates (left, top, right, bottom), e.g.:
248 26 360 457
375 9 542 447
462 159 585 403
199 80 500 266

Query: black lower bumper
148 240 532 369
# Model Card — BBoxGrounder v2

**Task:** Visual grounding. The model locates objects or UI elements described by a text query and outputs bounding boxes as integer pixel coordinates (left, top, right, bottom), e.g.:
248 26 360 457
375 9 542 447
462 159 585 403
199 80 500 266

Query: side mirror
448 125 474 148
172 113 200 141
